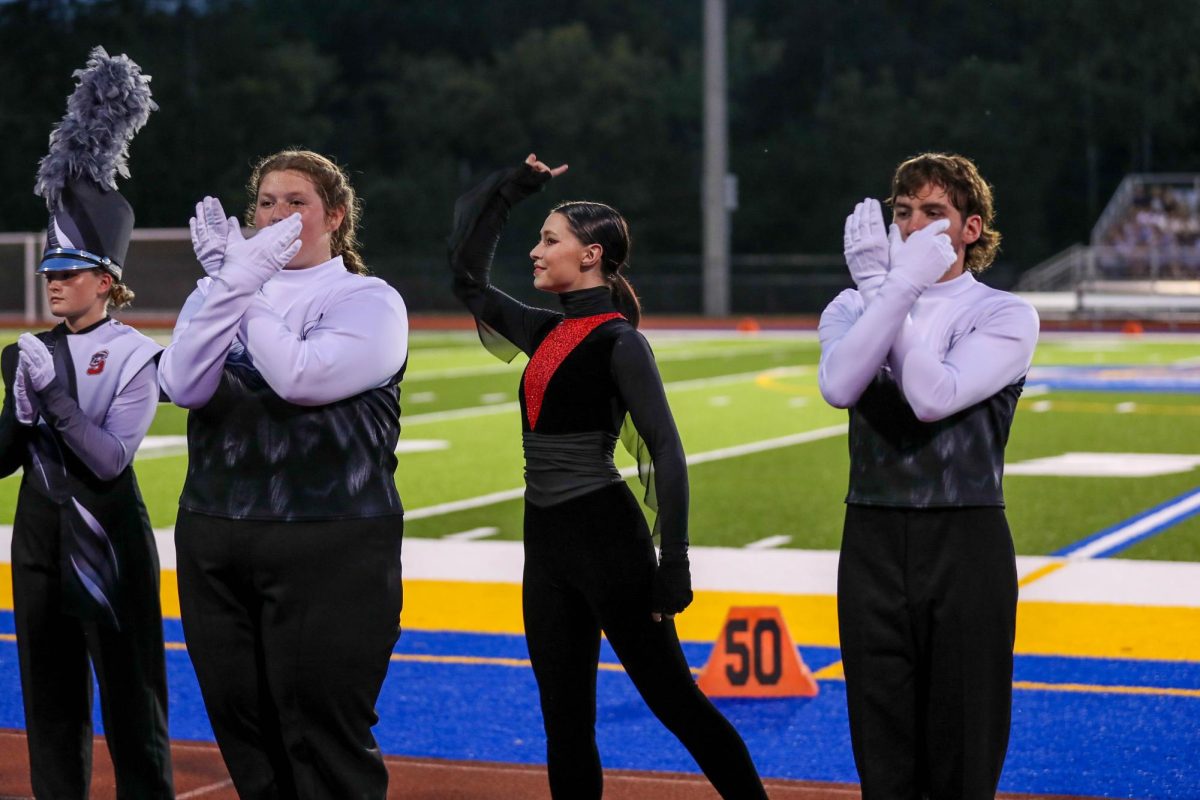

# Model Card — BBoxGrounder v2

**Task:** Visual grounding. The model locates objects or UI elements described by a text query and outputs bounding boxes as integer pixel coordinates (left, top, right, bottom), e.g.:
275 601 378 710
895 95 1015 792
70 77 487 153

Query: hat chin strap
39 247 123 280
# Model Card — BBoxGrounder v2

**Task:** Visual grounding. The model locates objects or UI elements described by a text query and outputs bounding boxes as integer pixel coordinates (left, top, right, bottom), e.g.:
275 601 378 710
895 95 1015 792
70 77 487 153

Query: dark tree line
2 0 1198 297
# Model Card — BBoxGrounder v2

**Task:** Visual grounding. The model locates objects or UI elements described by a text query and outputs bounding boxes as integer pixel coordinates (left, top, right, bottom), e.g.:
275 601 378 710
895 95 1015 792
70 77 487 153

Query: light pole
702 0 732 317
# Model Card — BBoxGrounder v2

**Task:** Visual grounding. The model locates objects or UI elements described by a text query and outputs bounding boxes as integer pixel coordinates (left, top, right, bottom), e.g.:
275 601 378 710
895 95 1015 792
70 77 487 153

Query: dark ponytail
552 200 641 328
607 272 641 328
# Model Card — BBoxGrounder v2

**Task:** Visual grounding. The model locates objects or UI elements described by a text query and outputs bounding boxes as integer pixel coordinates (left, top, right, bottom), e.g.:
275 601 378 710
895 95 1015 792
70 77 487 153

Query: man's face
892 182 981 282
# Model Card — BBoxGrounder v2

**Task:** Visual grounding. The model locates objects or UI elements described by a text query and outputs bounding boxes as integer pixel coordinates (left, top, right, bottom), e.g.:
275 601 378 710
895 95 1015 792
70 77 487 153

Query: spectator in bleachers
1100 183 1200 279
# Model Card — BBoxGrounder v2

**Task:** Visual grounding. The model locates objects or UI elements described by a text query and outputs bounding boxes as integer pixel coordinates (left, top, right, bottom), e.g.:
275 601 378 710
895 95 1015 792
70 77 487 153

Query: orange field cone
1121 320 1144 336
736 316 761 333
696 606 819 698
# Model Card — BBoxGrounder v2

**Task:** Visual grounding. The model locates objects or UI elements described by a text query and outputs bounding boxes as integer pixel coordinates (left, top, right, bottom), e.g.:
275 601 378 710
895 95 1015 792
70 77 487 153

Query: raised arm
818 220 957 408
611 329 692 616
448 155 565 358
892 297 1039 422
159 211 301 408
843 199 891 306
237 286 408 406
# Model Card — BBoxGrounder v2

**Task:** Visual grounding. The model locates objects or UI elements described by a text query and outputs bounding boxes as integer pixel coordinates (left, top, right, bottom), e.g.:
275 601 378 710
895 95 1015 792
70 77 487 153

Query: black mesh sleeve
448 164 561 360
611 329 689 560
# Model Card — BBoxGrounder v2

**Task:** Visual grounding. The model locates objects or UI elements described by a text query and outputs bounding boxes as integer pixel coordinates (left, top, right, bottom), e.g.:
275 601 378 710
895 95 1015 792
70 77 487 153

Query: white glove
218 213 304 293
13 359 35 424
190 196 238 277
888 218 957 292
843 198 889 291
17 334 55 392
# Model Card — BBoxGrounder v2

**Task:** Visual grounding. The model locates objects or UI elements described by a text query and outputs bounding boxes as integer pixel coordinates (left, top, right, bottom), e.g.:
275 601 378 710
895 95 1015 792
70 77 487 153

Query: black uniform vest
846 371 1023 508
180 357 405 521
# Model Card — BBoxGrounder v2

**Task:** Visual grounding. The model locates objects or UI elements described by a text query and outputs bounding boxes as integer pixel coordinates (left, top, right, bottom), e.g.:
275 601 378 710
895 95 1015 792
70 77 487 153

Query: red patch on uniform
87 350 109 375
524 313 622 430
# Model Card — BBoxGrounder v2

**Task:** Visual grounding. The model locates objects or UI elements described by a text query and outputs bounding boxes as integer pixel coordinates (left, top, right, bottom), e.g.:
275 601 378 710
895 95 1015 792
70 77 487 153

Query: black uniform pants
11 482 173 800
523 483 766 800
838 505 1017 800
175 509 404 800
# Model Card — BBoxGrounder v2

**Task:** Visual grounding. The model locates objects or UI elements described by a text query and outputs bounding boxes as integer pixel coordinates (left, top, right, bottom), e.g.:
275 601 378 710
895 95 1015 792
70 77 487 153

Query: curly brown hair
244 149 366 274
888 152 1001 274
107 280 135 309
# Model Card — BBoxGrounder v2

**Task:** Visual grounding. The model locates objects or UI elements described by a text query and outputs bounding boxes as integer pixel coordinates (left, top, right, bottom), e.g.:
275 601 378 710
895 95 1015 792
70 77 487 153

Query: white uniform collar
271 255 346 284
921 270 978 299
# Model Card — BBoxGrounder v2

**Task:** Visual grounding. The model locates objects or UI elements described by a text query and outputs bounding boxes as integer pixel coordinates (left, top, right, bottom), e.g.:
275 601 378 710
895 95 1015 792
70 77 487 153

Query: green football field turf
2 327 1199 562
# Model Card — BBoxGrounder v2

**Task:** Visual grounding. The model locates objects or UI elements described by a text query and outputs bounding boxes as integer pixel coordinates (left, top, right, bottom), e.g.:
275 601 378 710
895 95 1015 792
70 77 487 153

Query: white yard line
745 535 793 549
443 527 500 541
404 366 811 426
405 423 847 520
405 487 527 520
405 342 813 382
405 403 519 425
683 424 846 467
407 362 522 380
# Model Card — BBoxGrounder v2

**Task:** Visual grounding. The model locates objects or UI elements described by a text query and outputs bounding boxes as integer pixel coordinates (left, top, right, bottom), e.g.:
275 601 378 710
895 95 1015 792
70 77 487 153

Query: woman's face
43 268 110 323
529 212 603 293
253 169 345 269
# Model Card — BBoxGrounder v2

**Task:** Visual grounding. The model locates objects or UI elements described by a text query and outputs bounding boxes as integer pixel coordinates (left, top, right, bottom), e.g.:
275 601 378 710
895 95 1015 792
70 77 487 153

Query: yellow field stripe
753 373 819 395
1017 561 1068 587
401 579 845 646
401 580 1200 662
3 570 1199 662
1012 680 1200 699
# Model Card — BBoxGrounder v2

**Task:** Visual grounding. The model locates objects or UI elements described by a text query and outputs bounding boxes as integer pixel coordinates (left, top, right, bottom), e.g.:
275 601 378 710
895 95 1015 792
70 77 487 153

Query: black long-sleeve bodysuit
450 165 767 800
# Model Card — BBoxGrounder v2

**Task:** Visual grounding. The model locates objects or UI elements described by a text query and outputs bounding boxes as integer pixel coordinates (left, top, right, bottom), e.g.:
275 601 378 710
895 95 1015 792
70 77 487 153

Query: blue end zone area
1 617 1198 797
1027 364 1200 393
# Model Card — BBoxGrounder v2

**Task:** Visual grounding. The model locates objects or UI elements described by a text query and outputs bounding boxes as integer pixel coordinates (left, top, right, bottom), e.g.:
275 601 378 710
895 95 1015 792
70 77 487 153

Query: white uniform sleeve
817 272 923 408
237 287 408 406
37 359 159 480
159 276 257 408
894 298 1039 422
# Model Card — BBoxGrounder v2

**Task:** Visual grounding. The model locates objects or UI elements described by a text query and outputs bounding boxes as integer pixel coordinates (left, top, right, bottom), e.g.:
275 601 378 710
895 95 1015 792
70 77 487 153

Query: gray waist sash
522 430 623 508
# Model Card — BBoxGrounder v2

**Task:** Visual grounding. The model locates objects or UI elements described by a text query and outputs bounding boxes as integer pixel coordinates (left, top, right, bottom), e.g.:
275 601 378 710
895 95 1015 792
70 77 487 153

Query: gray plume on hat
34 46 158 210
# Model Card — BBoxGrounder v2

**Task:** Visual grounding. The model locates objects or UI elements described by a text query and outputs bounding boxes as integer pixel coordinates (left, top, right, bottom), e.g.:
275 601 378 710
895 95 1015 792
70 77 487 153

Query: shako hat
33 46 156 281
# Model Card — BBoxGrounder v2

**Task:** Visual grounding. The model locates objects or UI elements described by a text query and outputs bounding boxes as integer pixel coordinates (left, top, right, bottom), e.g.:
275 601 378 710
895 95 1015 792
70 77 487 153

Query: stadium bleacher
1018 174 1200 323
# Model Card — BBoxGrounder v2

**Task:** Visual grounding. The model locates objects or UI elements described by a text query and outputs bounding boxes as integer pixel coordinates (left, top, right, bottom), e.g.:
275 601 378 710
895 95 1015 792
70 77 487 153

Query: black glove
497 163 552 207
652 555 693 616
